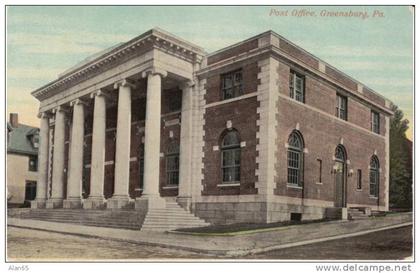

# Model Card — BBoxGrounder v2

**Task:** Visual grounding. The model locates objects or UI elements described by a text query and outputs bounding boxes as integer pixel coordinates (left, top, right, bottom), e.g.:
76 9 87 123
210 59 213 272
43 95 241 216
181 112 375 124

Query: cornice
31 28 206 101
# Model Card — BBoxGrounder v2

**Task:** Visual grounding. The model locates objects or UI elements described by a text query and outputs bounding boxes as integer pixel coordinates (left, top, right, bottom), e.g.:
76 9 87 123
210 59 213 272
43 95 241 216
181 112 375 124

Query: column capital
179 80 195 90
52 105 69 114
37 111 52 119
90 89 110 99
142 67 167 79
70 98 88 107
114 79 136 89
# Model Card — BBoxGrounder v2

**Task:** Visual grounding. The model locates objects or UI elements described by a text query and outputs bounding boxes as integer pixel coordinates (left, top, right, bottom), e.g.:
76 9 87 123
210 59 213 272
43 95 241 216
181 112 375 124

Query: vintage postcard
4 3 414 271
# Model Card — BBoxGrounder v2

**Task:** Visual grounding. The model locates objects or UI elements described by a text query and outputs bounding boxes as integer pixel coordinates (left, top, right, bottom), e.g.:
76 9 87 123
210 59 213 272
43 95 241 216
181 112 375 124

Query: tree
389 103 412 209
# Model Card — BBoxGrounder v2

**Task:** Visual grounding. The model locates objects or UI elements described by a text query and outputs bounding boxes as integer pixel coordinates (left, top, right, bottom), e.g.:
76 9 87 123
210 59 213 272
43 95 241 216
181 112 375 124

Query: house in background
7 113 39 207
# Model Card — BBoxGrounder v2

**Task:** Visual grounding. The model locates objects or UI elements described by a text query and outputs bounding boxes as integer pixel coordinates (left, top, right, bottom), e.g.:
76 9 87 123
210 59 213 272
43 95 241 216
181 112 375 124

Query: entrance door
334 161 345 207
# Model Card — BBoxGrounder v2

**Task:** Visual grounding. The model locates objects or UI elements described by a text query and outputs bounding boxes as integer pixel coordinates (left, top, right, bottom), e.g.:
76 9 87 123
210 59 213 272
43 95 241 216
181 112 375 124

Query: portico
31 28 206 210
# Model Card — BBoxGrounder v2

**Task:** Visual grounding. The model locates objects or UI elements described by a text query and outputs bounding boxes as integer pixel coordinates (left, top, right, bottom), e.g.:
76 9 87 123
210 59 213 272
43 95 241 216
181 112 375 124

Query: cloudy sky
6 6 413 138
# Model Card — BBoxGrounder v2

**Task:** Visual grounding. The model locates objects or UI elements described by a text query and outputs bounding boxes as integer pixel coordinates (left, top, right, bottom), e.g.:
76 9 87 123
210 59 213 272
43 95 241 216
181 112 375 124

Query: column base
83 197 106 209
63 198 82 209
46 198 63 209
135 195 166 211
31 199 46 209
176 196 192 211
107 195 133 209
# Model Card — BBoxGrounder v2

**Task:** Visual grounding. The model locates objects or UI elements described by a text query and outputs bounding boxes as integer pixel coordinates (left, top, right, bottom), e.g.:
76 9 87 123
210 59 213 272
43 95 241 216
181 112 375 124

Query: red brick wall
283 63 385 136
274 63 387 207
207 39 258 65
205 62 259 104
278 38 319 70
363 87 386 107
202 96 259 195
325 65 358 91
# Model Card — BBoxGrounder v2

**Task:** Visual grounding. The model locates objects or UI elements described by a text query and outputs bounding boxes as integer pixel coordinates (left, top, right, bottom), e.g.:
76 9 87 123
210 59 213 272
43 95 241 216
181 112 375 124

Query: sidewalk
7 212 412 257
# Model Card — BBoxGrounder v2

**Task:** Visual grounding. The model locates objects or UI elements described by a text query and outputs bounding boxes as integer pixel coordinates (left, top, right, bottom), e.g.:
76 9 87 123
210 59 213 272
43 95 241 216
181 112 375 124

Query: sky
6 6 413 138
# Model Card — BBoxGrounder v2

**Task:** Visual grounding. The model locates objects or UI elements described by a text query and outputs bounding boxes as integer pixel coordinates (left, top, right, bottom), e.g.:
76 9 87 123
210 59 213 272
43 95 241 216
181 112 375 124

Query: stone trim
204 92 258 109
384 116 390 211
162 185 179 190
278 93 387 140
347 203 386 211
195 194 335 207
191 78 206 199
217 183 240 187
255 57 280 197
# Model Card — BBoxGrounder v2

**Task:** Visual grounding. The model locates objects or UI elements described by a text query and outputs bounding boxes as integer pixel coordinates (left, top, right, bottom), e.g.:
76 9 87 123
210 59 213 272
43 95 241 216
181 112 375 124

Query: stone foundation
45 198 63 209
192 201 327 225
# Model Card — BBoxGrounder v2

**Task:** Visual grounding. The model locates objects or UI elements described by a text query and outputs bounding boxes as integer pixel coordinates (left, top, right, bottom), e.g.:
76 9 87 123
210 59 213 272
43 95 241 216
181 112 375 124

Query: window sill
315 182 323 185
287 184 303 189
162 185 179 190
369 195 378 199
356 189 363 192
217 183 240 187
134 188 143 191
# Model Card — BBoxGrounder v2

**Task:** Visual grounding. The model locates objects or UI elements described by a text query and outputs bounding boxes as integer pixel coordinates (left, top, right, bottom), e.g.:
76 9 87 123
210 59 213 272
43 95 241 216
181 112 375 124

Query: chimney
9 113 18 127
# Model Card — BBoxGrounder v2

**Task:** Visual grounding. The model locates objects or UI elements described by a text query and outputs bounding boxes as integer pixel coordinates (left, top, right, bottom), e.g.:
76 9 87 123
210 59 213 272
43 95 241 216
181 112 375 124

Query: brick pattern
202 96 258 195
278 38 319 70
274 95 387 208
204 62 259 104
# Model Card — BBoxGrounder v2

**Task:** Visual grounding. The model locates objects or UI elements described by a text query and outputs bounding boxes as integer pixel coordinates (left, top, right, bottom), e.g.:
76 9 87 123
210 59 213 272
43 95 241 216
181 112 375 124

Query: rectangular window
222 149 241 182
317 159 322 183
336 94 348 120
166 154 179 185
371 111 380 134
221 70 243 100
28 155 38 172
289 71 305 103
287 150 302 186
24 180 37 201
357 169 362 190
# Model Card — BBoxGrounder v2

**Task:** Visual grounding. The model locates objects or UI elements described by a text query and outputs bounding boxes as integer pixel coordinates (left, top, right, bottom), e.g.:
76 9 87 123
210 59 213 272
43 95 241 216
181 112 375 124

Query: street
7 225 412 261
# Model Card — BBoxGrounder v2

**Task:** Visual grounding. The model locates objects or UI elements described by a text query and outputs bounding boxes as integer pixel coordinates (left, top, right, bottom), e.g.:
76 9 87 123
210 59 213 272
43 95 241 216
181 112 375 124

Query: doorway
334 145 347 208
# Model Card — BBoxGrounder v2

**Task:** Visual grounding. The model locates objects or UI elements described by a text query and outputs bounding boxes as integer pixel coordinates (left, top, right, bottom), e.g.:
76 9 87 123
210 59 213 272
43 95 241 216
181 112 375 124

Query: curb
8 219 412 257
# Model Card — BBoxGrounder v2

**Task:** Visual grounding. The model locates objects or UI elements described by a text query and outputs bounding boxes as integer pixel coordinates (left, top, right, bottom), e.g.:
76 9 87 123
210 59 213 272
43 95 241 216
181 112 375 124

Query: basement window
290 213 302 222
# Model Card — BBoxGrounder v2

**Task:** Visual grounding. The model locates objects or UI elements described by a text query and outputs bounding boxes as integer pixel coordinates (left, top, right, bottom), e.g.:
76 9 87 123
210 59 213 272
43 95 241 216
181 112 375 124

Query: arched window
221 130 241 183
369 156 380 197
166 141 179 185
287 131 304 186
335 145 347 162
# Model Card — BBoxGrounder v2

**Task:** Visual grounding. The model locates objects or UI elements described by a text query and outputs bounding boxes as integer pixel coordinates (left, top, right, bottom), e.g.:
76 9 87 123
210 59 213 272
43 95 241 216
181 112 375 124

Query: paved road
7 226 412 261
244 226 413 260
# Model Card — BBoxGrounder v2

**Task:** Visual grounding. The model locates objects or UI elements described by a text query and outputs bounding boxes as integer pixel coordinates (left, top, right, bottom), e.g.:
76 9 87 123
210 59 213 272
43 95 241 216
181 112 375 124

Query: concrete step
26 216 140 225
24 218 141 229
20 209 144 230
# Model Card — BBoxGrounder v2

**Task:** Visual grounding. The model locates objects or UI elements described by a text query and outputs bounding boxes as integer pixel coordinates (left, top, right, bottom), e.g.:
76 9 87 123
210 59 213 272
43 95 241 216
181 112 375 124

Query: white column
63 99 86 208
31 112 50 208
84 90 107 209
135 68 167 210
108 79 134 209
177 81 194 209
46 106 67 208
